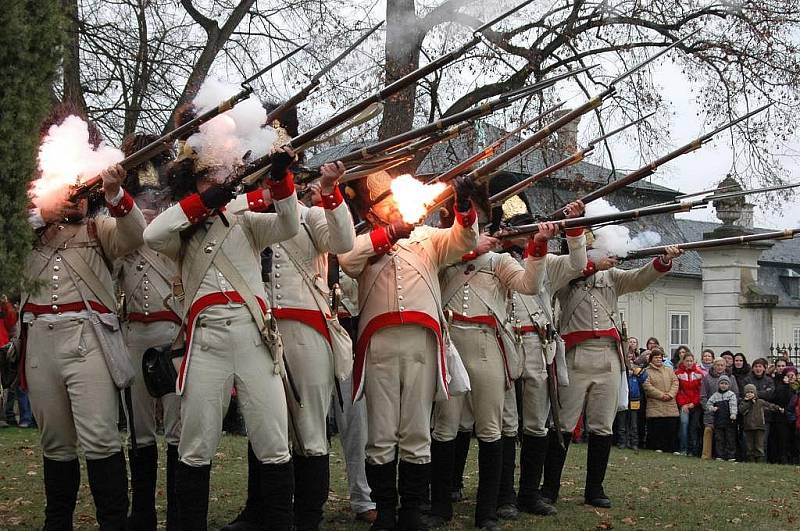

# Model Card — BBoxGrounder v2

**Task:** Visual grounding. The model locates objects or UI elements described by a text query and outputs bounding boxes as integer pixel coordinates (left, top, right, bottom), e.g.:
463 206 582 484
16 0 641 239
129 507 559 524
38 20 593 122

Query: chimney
550 109 580 153
735 202 755 229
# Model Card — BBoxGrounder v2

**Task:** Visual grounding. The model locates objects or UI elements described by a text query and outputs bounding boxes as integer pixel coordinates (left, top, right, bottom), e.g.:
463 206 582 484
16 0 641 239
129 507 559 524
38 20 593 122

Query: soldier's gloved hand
453 175 477 213
199 184 236 210
270 146 297 182
386 220 414 243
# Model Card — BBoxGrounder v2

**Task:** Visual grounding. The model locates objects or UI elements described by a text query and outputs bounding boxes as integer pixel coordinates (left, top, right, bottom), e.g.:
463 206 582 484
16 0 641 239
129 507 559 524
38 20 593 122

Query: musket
429 102 567 184
235 0 552 185
495 182 800 239
489 113 654 205
266 23 384 125
67 43 307 201
545 102 773 220
624 229 800 259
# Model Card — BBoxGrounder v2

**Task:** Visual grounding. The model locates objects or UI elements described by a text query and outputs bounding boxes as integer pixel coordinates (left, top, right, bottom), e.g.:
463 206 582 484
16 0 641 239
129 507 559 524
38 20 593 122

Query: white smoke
187 78 278 182
584 198 661 259
33 115 124 210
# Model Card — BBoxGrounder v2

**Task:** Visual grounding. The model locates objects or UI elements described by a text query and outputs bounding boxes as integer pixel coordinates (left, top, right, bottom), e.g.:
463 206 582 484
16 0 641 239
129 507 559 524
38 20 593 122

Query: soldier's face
371 197 403 225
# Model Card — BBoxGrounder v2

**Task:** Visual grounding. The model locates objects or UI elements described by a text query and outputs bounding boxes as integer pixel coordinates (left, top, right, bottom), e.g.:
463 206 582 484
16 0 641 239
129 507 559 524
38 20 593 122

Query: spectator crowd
608 336 800 464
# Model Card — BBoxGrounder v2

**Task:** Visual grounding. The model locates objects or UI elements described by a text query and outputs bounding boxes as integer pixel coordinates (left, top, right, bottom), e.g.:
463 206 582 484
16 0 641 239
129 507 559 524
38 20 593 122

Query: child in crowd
615 351 648 451
706 375 738 461
739 383 784 462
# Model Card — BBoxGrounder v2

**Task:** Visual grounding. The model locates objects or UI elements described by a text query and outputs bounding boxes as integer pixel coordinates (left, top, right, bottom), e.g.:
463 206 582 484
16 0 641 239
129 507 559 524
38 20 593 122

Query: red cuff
455 205 477 227
246 189 270 212
179 193 212 224
462 250 479 262
370 227 392 255
565 227 584 237
320 186 344 209
653 256 672 273
107 190 135 217
266 171 296 201
525 238 548 258
583 260 597 277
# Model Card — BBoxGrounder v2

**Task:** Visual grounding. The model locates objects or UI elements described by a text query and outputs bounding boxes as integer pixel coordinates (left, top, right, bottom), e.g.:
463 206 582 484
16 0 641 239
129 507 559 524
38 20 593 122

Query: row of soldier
21 102 682 531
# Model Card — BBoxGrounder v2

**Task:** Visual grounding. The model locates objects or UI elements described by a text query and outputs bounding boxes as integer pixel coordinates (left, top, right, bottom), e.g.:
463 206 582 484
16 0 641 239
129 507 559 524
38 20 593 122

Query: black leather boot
365 460 397 531
584 433 613 508
517 434 556 515
397 461 429 531
42 457 80 531
175 461 211 530
165 444 181 531
293 454 330 531
474 440 502 531
259 460 294 531
127 444 158 530
86 452 129 531
496 436 519 520
451 431 471 502
423 439 454 528
221 442 262 531
539 430 571 505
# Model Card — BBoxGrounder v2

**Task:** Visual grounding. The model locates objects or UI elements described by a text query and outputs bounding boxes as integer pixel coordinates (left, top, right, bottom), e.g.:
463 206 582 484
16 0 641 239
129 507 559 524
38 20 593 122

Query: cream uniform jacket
117 247 181 321
143 186 299 395
339 212 478 401
440 250 546 384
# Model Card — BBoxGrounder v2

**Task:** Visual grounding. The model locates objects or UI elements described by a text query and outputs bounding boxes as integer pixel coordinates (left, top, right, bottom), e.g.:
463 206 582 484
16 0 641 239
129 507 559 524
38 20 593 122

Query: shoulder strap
277 238 331 316
181 217 237 318
441 254 491 306
139 246 176 286
59 249 117 311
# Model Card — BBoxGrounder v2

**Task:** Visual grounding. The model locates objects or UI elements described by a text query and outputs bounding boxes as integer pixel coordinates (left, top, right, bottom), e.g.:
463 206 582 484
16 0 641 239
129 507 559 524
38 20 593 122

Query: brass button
48 324 54 330
225 320 231 326
51 295 58 301
51 305 58 312
200 323 207 328
53 265 60 271
52 275 59 281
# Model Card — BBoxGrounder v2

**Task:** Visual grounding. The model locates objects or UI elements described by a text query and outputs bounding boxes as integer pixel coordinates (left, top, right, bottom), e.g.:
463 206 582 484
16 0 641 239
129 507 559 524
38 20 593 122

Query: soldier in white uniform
22 108 145 530
541 247 681 509
338 172 478 531
143 144 300 530
222 162 354 531
116 133 182 530
501 215 588 517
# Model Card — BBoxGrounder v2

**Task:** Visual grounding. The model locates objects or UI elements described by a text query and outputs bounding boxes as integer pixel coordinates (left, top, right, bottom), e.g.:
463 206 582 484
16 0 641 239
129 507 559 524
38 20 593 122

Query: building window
793 327 800 346
669 312 690 356
780 269 800 299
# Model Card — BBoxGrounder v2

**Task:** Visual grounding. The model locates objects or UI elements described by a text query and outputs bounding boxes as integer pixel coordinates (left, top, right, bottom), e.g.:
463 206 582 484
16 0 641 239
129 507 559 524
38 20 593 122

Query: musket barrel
625 230 799 259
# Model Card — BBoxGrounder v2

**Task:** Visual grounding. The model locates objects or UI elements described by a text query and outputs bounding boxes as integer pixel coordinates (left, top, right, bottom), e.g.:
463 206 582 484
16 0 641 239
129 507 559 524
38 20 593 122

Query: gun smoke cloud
584 198 661 259
187 78 278 182
33 115 124 210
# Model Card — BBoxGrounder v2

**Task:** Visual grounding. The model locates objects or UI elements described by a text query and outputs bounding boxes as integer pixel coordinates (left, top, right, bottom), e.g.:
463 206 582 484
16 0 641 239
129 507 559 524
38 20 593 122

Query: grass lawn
1 427 799 530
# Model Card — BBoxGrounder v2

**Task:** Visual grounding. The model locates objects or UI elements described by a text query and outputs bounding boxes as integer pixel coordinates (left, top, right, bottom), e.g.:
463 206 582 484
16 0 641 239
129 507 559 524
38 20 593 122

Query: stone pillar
697 242 776 355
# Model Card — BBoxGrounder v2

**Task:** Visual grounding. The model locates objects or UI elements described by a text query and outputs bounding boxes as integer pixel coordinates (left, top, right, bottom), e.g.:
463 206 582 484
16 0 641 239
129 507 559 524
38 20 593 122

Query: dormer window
780 269 800 299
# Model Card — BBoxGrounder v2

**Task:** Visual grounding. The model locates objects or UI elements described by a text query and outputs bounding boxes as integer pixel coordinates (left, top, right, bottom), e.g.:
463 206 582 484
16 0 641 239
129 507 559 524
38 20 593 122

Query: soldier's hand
475 234 499 255
270 146 297 182
661 245 683 263
199 184 236 210
596 255 618 271
101 164 125 200
533 222 558 242
563 200 585 219
386 220 414 243
453 175 477 213
319 161 346 194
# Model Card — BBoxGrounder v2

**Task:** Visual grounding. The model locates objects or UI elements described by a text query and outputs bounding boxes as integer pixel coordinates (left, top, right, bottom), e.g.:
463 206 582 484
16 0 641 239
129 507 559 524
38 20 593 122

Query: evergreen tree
0 1 63 296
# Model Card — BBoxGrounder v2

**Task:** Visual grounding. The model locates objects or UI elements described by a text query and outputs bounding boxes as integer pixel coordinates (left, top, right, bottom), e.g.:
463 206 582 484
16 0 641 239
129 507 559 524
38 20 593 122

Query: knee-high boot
424 439 454 527
175 461 211 531
42 457 80 531
451 431 471 501
584 433 613 508
496 436 519 520
293 454 330 531
517 434 556 515
127 444 158 530
365 460 397 531
86 452 129 531
397 461 429 531
165 444 181 531
221 442 262 531
259 460 294 531
539 430 571 504
474 440 502 531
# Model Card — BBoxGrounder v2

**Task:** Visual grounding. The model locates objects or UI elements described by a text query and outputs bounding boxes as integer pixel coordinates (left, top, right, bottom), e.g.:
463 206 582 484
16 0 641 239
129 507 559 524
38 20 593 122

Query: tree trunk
377 0 423 141
61 0 87 113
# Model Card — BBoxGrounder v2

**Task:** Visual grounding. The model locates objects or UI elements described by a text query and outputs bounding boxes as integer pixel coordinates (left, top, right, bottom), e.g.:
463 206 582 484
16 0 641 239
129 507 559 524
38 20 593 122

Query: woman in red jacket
675 352 705 456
